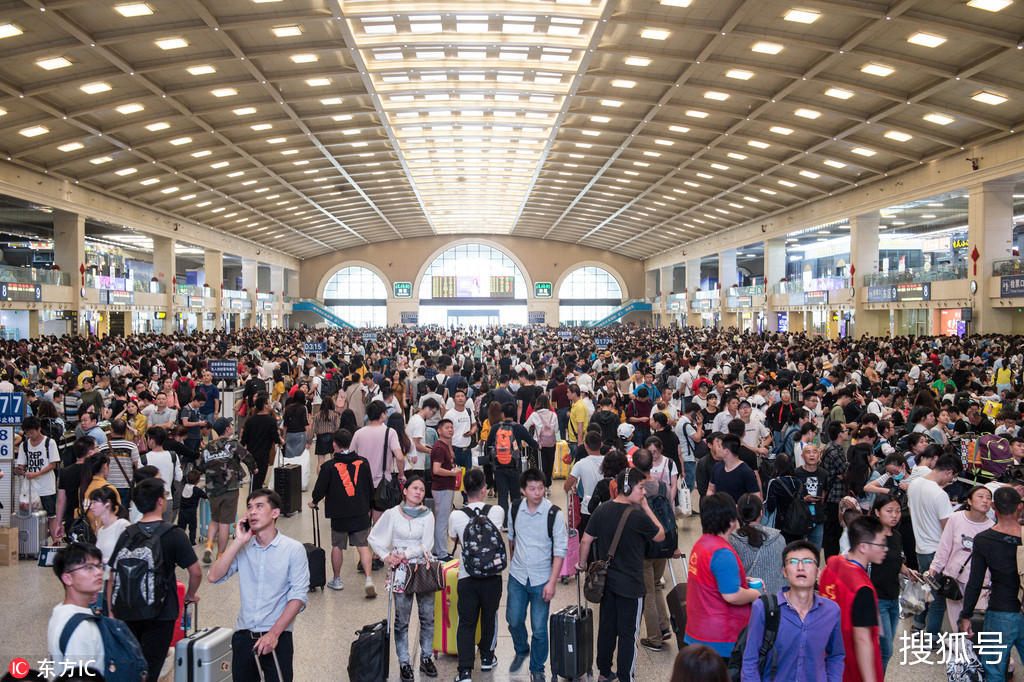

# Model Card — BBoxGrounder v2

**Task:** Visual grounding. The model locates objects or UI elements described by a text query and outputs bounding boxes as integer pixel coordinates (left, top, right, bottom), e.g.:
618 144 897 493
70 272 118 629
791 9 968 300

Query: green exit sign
535 282 552 298
394 281 412 298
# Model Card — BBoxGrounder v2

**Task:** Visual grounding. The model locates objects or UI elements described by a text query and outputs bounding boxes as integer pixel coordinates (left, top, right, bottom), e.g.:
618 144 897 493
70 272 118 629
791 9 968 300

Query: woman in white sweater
367 475 437 681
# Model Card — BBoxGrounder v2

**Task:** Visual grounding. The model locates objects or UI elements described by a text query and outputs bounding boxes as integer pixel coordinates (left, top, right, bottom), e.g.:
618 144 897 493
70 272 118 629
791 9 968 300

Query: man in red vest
819 515 887 682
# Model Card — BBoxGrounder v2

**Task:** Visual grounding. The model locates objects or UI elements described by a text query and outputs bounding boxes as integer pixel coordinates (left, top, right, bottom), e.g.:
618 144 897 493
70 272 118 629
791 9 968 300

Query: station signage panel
394 282 412 298
208 360 238 380
303 342 327 355
1000 276 1024 298
400 311 418 324
527 311 546 324
534 282 552 298
0 282 42 303
867 283 932 303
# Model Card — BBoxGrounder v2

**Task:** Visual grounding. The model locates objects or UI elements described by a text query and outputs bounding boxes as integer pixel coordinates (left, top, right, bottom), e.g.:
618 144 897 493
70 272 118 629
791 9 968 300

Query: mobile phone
240 520 250 532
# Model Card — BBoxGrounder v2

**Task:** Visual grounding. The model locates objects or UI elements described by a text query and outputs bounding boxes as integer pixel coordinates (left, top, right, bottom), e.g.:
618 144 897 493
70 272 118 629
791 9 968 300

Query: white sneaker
364 577 377 599
201 546 213 564
327 577 344 591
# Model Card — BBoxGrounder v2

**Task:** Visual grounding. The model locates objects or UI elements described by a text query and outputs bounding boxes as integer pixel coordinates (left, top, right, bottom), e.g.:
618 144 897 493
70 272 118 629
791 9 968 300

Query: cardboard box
0 526 18 565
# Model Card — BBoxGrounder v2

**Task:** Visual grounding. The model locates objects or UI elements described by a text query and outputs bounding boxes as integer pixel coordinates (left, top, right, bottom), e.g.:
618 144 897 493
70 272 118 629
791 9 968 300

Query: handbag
583 507 632 603
936 551 972 601
405 558 446 594
373 426 402 511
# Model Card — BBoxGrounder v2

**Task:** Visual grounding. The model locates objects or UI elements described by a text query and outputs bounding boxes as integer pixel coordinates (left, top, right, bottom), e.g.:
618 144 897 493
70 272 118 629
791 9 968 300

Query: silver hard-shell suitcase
174 626 233 682
16 477 46 558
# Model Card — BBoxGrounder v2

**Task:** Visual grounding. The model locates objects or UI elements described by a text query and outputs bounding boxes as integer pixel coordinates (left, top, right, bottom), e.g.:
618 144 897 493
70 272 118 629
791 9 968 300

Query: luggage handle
311 503 321 548
181 600 198 637
253 647 283 682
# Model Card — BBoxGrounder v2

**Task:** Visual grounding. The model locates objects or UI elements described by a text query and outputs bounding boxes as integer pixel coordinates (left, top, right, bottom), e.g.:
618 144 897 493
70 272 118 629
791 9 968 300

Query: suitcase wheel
560 576 569 585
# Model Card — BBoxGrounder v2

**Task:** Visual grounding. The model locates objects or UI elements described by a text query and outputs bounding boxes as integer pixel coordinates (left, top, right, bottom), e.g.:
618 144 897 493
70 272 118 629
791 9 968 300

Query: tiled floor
0 486 1013 681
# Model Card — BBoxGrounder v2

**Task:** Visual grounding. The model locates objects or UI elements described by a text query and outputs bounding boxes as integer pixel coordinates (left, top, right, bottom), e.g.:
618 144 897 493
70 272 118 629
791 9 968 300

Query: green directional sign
394 281 412 298
534 281 552 298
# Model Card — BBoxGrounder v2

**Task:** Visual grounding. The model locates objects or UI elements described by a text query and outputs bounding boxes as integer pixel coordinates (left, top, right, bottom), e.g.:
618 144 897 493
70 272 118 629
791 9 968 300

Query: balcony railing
862 263 966 287
994 259 1024 276
0 265 70 287
728 285 765 296
775 277 850 294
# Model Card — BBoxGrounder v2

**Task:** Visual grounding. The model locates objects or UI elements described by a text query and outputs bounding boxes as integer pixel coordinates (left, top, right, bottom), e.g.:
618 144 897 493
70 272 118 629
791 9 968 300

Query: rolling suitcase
666 558 688 648
347 580 391 682
433 558 481 655
559 491 579 584
171 581 189 648
550 571 594 681
305 505 327 591
553 441 570 479
273 464 301 517
174 623 233 682
16 477 47 558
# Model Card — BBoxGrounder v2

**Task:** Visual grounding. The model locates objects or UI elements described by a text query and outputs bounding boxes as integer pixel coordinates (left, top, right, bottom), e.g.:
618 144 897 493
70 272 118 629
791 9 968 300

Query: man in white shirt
712 394 741 434
447 388 477 472
406 398 440 476
47 543 106 676
563 431 606 536
144 425 184 523
15 415 62 540
866 391 894 420
738 401 772 454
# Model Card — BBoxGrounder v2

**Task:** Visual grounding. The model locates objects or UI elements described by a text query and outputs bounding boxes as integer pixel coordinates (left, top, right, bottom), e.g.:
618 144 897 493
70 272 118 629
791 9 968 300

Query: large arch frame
411 238 533 300
316 261 392 300
554 261 629 301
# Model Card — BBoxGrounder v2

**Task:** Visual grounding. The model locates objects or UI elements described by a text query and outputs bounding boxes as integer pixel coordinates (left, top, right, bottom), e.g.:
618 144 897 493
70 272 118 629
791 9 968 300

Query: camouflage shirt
199 437 256 498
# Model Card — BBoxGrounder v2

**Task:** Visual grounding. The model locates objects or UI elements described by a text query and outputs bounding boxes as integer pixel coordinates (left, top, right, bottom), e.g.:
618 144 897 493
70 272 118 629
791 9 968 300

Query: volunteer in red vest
819 515 887 682
484 402 538 526
684 492 760 658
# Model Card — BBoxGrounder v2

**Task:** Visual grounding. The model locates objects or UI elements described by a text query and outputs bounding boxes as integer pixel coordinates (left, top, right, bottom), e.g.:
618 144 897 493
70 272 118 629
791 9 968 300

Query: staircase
292 299 356 329
594 298 652 327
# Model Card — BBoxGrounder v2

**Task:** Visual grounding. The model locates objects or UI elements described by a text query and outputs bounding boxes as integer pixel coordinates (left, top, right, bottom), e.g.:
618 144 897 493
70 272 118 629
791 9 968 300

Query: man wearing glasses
47 542 110 675
741 540 845 681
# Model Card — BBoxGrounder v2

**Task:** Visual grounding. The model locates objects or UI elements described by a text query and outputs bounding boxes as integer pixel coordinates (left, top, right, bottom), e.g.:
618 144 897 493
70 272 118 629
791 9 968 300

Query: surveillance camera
967 157 980 171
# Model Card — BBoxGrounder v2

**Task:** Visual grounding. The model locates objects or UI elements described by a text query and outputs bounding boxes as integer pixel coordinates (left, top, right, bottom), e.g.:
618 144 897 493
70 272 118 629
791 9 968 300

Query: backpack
110 521 175 621
645 485 678 559
510 501 561 564
176 380 193 407
728 593 781 682
771 425 798 457
537 412 557 448
491 423 521 469
779 479 815 537
819 414 833 444
59 612 148 682
460 504 508 578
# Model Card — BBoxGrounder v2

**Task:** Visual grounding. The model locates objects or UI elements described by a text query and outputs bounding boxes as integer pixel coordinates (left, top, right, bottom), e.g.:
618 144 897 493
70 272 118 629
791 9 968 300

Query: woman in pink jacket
927 485 994 628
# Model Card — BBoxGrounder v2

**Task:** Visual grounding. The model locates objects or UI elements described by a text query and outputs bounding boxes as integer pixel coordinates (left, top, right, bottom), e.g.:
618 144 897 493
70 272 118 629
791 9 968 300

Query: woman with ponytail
728 493 787 595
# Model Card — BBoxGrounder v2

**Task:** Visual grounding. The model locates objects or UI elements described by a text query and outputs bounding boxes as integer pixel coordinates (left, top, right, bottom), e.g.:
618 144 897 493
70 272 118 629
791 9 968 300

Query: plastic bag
19 478 41 512
900 578 932 616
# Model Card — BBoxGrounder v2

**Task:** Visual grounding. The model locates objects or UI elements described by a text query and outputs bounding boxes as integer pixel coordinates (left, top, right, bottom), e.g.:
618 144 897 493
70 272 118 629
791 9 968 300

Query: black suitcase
550 573 593 681
666 558 687 648
347 585 391 682
305 505 327 591
274 464 301 517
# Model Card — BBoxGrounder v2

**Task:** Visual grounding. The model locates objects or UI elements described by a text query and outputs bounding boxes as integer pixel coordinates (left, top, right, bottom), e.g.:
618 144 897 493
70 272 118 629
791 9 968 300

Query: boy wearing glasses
741 540 845 681
47 542 107 673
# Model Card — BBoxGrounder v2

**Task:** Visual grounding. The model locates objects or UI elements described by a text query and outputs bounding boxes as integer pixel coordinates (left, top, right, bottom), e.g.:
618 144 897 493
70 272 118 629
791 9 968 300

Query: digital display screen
431 275 515 299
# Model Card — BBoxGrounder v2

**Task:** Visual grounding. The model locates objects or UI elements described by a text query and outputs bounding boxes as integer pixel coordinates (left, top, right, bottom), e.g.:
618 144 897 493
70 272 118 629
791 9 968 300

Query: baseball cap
212 417 232 435
617 423 635 441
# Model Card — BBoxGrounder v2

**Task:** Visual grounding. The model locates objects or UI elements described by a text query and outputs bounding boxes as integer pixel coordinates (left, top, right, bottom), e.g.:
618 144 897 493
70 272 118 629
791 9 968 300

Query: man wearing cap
199 417 259 564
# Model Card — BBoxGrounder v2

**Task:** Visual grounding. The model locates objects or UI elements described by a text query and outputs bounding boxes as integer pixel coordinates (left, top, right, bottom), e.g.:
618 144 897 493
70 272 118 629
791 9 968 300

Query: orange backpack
493 423 520 468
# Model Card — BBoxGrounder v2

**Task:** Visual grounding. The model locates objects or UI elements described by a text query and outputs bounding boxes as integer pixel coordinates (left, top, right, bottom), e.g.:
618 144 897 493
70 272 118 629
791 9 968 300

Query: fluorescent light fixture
748 140 770 148
924 112 955 125
267 137 286 144
851 146 876 156
191 150 211 157
973 90 1008 105
291 54 318 63
625 57 651 66
669 125 690 133
80 82 111 94
210 161 229 168
727 152 747 160
685 110 708 118
967 0 1012 10
114 3 152 17
884 130 913 142
591 115 611 123
861 63 894 77
116 103 144 114
601 99 623 107
726 69 754 80
655 139 674 145
252 124 272 131
321 97 343 105
778 179 797 187
155 37 188 50
751 41 783 54
825 87 853 99
908 31 946 47
211 88 237 97
187 65 215 75
661 0 691 5
169 137 192 145
799 170 820 178
145 122 169 131
115 167 137 176
784 9 820 23
89 156 112 164
160 187 178 194
233 107 257 115
794 108 820 119
769 126 793 135
760 188 777 194
612 79 636 88
704 91 729 100
710 163 729 170
824 159 846 168
58 142 83 152
140 178 159 185
37 57 71 70
272 25 302 37
0 23 22 38
306 78 331 86
641 28 670 40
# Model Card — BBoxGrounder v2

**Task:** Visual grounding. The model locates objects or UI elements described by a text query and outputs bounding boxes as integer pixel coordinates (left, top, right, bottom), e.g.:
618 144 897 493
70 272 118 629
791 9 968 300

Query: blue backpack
59 612 148 681
772 426 798 456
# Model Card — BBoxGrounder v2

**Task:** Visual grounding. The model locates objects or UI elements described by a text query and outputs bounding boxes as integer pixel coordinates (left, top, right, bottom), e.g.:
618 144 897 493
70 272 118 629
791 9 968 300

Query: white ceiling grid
0 0 1018 259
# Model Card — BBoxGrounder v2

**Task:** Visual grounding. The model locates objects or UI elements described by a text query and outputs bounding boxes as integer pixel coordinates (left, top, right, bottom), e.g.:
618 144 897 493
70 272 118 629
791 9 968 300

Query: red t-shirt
430 441 457 492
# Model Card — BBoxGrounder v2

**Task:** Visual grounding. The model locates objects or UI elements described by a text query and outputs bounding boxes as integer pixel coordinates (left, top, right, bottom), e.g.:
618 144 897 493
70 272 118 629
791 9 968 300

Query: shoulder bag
373 426 402 511
583 507 633 603
405 552 446 594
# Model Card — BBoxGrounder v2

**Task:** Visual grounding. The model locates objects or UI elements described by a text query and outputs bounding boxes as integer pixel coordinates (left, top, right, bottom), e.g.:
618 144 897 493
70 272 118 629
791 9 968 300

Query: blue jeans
804 524 823 553
453 446 473 469
878 598 900 671
632 427 650 449
683 461 696 492
556 407 570 441
914 552 947 635
981 610 1024 682
506 575 551 674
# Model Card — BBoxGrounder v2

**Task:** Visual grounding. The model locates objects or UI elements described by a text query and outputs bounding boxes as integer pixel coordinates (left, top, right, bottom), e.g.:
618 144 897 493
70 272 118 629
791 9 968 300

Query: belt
239 629 271 639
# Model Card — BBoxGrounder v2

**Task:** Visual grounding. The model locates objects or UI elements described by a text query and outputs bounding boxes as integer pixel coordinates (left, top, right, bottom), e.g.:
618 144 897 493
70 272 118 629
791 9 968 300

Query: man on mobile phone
208 488 309 682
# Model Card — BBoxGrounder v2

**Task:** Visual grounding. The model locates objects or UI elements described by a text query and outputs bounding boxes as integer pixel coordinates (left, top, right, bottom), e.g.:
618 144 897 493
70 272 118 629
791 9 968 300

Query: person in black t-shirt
107 477 201 682
240 393 283 490
55 436 98 538
651 412 681 477
869 494 920 672
578 468 663 682
707 434 760 504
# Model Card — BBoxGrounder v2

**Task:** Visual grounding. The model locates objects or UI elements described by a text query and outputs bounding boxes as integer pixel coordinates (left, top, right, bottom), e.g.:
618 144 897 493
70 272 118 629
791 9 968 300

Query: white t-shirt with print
16 436 60 496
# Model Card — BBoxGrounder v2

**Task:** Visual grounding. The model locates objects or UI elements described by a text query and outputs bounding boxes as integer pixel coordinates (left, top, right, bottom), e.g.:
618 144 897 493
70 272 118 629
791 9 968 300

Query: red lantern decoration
971 246 980 276
849 265 856 277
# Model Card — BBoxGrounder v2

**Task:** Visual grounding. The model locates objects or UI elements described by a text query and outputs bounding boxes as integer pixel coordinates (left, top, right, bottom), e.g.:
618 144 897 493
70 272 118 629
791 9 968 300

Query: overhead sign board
0 282 42 303
527 310 546 324
1000 276 1024 298
208 360 238 380
557 330 572 339
400 311 418 324
867 283 932 303
362 332 378 343
534 282 552 298
0 392 25 426
393 282 412 298
303 342 327 355
595 337 612 350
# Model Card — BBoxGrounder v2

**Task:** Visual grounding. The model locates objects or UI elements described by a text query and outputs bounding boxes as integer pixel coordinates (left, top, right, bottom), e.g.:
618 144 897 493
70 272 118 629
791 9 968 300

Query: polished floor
0 486 1011 681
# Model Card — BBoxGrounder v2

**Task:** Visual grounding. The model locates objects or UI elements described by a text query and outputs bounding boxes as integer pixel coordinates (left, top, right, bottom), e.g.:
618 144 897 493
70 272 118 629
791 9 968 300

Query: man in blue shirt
196 370 220 424
507 468 568 682
741 540 845 682
208 488 310 682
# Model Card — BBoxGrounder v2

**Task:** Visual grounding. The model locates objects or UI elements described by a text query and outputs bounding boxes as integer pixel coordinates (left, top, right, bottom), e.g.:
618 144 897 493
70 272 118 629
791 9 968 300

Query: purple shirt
741 589 845 682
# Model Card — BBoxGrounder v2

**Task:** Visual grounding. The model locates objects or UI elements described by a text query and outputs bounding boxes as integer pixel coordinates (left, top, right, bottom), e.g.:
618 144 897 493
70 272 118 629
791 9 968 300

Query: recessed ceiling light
145 121 170 131
685 110 708 118
973 90 1008 105
727 152 747 160
115 167 137 176
233 107 257 115
825 88 854 99
251 124 272 131
140 177 159 185
625 56 651 66
851 146 876 156
211 88 237 97
644 151 661 157
794 108 820 119
967 0 1012 10
331 115 351 121
116 103 144 114
861 63 894 77
210 161 229 168
601 99 623 107
824 159 846 168
187 65 216 75
710 163 729 170
704 91 729 101
612 79 636 89
227 171 244 177
784 8 820 23
114 3 152 17
267 137 287 144
58 142 83 152
161 187 179 194
272 25 302 37
748 140 770 148
306 77 331 86
655 139 674 146
196 201 211 207
89 156 112 164
590 116 611 123
760 188 777 195
80 82 111 95
725 69 754 80
660 0 691 6
37 57 71 70
769 126 793 135
751 41 783 54
668 125 690 133
169 137 192 145
778 179 797 187
0 23 22 39
155 37 188 50
799 170 820 178
191 150 211 157
923 112 955 125
641 28 670 40
884 130 913 142
908 31 946 48
291 53 318 63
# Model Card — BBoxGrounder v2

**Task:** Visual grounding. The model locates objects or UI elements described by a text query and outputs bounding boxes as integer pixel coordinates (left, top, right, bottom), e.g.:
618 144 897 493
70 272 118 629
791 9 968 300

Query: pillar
287 270 300 300
685 259 701 327
764 238 787 333
850 212 887 338
241 258 257 328
152 236 175 334
204 249 223 330
718 249 738 290
28 309 39 339
968 180 1014 334
659 265 674 325
53 210 86 336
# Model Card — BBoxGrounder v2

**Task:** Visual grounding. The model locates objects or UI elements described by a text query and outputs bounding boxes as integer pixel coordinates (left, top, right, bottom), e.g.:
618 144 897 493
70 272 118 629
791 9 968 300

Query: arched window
559 266 622 325
323 266 387 327
418 243 528 326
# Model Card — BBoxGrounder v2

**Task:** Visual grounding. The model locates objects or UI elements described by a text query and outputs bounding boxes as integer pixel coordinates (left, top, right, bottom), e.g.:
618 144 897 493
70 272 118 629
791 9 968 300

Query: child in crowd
177 469 208 545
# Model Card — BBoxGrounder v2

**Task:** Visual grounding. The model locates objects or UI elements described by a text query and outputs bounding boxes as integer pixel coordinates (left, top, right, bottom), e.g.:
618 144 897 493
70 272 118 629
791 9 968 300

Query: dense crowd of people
15 324 1024 681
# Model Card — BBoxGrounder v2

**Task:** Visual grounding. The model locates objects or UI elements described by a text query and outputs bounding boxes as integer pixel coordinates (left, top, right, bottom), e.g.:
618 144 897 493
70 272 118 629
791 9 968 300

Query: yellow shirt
84 477 121 532
568 399 589 443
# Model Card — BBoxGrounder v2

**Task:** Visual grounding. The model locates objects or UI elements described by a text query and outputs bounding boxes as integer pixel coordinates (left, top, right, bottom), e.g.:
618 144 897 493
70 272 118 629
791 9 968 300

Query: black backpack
645 486 678 559
728 593 781 682
779 479 815 537
460 505 508 578
110 522 175 621
510 501 561 564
